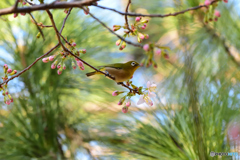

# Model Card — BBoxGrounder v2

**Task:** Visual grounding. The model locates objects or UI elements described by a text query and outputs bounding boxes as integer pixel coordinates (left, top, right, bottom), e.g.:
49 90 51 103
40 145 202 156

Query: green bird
86 61 140 83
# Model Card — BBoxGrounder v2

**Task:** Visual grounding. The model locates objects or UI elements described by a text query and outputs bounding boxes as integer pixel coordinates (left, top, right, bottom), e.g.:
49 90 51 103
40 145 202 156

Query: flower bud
141 26 146 29
72 61 76 69
82 49 86 54
163 53 169 59
118 97 126 105
155 49 161 55
138 33 145 40
36 32 41 38
143 44 150 51
214 10 221 17
121 41 126 49
223 0 228 3
116 39 121 46
72 42 76 47
9 70 17 75
20 12 26 16
57 68 62 75
122 106 128 113
63 64 66 70
22 1 26 5
141 19 149 23
204 0 211 6
13 13 18 18
57 64 61 69
126 101 131 107
49 55 55 61
135 17 141 22
119 46 123 50
42 58 49 63
144 34 149 39
4 64 8 69
51 64 56 69
137 37 142 43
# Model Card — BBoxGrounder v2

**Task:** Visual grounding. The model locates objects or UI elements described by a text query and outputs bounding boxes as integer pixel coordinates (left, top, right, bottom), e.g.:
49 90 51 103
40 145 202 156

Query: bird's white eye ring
131 62 135 66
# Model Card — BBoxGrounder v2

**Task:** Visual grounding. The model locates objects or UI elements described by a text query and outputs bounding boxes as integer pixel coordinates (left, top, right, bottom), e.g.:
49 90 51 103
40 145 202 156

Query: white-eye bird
86 61 140 83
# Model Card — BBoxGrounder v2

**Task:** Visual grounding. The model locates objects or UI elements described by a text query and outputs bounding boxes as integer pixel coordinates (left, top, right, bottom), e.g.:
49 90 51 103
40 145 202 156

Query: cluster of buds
42 40 86 75
114 17 149 50
112 81 157 113
141 43 170 68
204 0 227 23
13 0 27 18
1 64 17 105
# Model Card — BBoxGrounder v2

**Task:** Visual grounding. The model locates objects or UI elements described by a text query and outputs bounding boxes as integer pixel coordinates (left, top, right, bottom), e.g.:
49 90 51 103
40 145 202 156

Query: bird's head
125 61 140 72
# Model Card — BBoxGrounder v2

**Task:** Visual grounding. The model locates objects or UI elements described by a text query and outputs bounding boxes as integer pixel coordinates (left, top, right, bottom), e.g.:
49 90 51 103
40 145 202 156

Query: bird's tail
86 71 97 77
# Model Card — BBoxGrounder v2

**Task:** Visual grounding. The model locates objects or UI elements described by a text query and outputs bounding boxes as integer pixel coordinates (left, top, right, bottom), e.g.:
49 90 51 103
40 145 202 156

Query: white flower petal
147 81 151 88
137 95 145 105
148 90 156 97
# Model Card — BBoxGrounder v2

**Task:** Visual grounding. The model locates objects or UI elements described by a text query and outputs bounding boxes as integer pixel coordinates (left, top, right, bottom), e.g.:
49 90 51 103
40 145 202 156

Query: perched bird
86 61 140 83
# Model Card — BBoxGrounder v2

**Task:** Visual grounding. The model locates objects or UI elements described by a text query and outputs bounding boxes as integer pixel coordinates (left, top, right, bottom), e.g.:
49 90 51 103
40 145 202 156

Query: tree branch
124 0 132 33
29 13 45 40
0 0 98 16
93 0 219 18
0 44 59 86
83 8 143 48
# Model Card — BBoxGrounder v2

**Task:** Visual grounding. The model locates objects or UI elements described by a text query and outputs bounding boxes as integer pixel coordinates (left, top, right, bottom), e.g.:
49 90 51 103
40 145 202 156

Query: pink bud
63 66 66 70
22 1 26 5
139 33 145 40
141 26 146 29
6 100 11 105
57 65 61 69
79 66 85 70
164 53 169 59
5 91 8 95
155 49 162 55
7 69 12 73
143 44 150 51
112 91 118 96
204 0 211 6
13 13 18 18
49 56 55 61
214 10 221 17
143 23 147 27
4 64 8 69
118 101 122 105
122 106 128 113
20 12 26 16
145 34 149 39
51 64 56 69
135 17 141 22
76 60 83 68
72 65 76 69
116 40 121 46
14 70 17 74
57 70 62 75
126 102 131 107
82 49 86 54
214 18 218 21
72 42 76 47
42 58 48 63
11 98 13 103
223 0 228 3
119 46 123 50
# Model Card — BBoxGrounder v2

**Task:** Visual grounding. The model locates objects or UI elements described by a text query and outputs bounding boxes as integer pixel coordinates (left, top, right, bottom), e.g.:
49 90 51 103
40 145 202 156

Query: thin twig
0 44 59 86
13 0 19 10
60 8 72 34
93 0 219 18
46 10 66 50
83 8 143 48
29 13 45 40
124 0 132 33
0 0 98 16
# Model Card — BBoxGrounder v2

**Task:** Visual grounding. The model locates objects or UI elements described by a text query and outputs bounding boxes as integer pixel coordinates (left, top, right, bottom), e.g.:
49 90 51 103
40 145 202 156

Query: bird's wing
98 63 123 70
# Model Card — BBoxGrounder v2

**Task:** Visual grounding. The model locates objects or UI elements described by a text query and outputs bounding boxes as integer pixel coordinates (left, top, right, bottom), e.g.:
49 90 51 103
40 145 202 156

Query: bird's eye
131 62 136 66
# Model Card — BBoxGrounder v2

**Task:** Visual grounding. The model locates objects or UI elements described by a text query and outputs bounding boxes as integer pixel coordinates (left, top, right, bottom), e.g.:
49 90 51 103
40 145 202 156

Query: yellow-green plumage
86 61 140 83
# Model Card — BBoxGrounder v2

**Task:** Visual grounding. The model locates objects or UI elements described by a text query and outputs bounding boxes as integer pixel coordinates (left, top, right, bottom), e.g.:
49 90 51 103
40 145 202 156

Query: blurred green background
0 0 240 159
